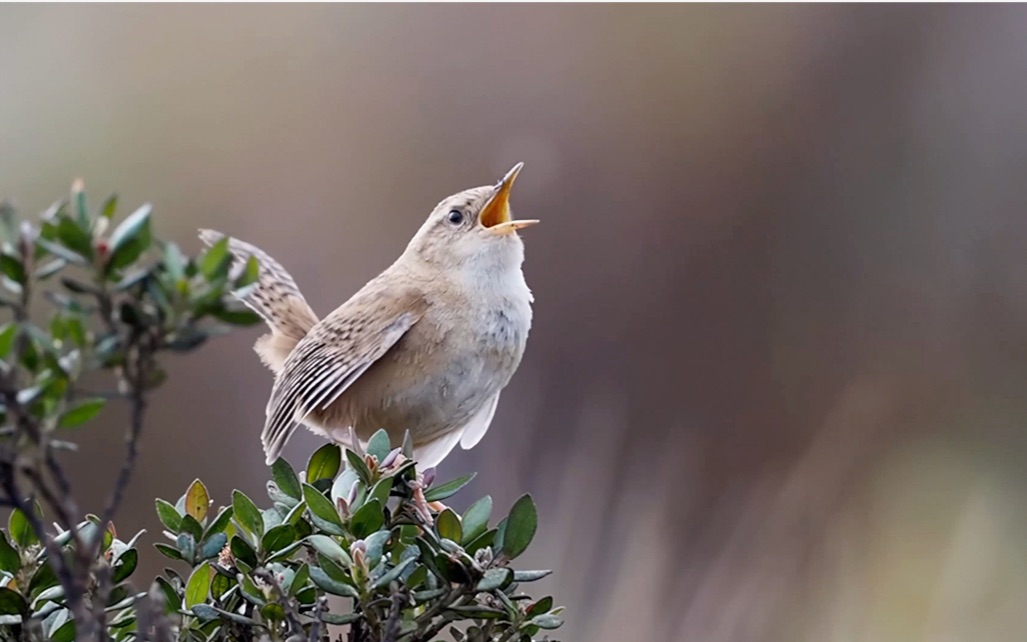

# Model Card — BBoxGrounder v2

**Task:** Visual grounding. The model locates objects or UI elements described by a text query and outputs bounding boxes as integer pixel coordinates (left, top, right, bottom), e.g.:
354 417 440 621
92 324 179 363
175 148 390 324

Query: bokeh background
4 4 1027 641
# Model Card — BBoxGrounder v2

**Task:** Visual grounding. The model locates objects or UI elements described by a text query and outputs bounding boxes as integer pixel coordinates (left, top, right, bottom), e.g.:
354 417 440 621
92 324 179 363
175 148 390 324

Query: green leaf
111 549 138 583
175 532 196 561
199 533 228 560
317 554 350 584
36 238 85 264
282 501 307 527
306 535 351 567
530 614 564 630
406 565 428 590
461 495 492 545
363 530 391 568
287 563 310 598
475 568 512 592
34 258 66 280
0 532 19 574
50 619 75 642
435 509 462 543
501 494 538 560
56 216 92 259
330 468 360 506
199 237 231 280
229 535 257 569
349 499 384 539
309 567 358 598
302 484 344 531
365 429 391 463
412 587 445 603
261 524 296 554
179 515 203 541
493 518 507 556
107 203 152 255
73 183 88 226
204 506 233 538
263 507 283 533
344 449 373 485
423 473 476 502
306 443 342 484
513 569 552 583
153 543 183 561
155 499 183 533
100 194 118 220
154 577 179 613
106 204 152 271
0 323 16 358
192 604 219 622
0 254 25 285
448 605 505 619
57 398 105 429
372 558 415 589
260 603 286 622
464 527 495 556
319 612 362 626
0 587 26 615
270 458 302 500
525 596 553 618
402 430 414 459
185 479 210 522
367 477 393 509
9 504 38 548
210 573 232 600
234 255 260 288
162 241 186 282
232 490 263 538
28 560 57 599
184 562 212 609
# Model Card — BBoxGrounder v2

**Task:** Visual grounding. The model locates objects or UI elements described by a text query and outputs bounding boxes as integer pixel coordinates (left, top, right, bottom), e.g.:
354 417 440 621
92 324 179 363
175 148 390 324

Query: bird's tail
199 229 319 372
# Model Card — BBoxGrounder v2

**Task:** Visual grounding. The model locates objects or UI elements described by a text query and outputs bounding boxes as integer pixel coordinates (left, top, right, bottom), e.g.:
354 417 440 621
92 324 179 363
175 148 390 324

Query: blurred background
4 4 1027 641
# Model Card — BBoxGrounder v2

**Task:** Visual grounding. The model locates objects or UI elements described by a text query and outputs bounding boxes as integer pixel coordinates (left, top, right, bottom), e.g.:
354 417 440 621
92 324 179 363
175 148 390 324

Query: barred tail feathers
198 229 319 372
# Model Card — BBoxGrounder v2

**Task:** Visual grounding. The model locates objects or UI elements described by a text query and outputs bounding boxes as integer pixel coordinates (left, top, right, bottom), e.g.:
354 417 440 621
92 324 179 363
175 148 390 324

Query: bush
0 183 563 641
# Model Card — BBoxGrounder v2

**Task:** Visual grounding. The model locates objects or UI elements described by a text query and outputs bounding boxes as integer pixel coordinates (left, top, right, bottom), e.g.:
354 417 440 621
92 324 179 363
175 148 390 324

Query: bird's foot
408 473 434 526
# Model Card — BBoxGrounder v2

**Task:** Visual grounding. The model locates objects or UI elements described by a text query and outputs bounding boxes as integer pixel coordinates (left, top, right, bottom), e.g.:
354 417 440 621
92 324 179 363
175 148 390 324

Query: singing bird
200 163 537 467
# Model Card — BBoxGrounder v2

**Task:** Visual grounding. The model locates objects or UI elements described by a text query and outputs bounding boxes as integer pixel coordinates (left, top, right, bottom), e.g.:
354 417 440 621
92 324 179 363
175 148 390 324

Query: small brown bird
200 163 537 467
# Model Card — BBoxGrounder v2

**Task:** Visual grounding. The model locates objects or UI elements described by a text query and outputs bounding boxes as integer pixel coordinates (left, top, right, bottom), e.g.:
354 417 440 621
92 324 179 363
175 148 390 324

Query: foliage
0 183 562 641
152 438 562 641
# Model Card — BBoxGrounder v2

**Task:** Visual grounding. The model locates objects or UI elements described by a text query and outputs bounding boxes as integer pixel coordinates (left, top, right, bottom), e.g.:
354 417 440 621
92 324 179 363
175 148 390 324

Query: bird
199 163 538 468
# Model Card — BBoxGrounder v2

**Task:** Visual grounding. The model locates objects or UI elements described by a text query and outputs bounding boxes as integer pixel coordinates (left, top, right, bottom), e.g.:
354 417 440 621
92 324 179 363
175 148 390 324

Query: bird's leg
407 472 435 526
405 468 453 526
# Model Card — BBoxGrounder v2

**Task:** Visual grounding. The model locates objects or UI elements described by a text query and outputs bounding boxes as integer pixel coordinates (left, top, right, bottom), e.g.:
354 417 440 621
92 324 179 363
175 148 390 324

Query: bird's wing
261 287 428 464
458 392 501 450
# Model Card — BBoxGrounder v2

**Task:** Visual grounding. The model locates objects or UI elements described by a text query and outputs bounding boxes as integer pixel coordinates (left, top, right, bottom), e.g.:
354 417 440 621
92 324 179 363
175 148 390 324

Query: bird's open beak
480 162 539 234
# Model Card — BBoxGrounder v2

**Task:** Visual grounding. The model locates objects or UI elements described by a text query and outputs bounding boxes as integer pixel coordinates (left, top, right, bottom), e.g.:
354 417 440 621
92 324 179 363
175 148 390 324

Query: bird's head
405 163 538 277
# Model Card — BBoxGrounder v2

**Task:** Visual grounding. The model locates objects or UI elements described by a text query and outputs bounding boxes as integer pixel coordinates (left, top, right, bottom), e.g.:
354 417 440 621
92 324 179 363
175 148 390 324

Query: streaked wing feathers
261 287 427 464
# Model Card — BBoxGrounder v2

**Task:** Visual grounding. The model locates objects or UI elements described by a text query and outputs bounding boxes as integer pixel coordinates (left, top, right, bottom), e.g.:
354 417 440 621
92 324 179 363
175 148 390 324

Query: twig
308 595 328 642
253 567 305 639
100 334 149 527
381 592 405 642
408 588 473 642
348 618 367 642
0 470 89 631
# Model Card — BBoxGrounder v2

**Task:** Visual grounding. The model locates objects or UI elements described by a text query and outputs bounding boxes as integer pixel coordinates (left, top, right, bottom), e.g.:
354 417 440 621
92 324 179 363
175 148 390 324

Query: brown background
3 5 1027 641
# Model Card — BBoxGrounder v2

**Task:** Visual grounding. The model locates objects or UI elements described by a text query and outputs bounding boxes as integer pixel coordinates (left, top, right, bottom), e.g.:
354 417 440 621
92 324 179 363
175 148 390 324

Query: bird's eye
447 210 464 225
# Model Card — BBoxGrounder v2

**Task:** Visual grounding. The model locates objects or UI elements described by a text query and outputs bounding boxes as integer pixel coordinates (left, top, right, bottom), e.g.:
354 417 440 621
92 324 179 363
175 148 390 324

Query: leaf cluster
0 505 145 641
152 435 562 642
